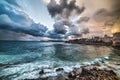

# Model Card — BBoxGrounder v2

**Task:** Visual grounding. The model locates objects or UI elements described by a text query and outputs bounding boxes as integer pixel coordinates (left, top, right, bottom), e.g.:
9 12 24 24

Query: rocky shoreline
67 67 119 80
36 64 120 80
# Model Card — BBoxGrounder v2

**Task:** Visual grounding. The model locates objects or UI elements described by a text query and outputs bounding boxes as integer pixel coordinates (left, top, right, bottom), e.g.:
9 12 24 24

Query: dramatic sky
0 0 120 40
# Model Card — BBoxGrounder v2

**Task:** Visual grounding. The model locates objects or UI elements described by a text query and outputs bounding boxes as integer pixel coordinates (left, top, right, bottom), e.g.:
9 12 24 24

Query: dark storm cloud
81 28 90 34
111 0 120 14
53 21 67 34
47 0 88 38
0 30 27 40
0 0 71 39
47 30 67 39
0 3 33 25
94 0 120 27
104 18 119 26
68 25 90 37
69 25 82 36
51 19 90 37
77 17 90 23
111 0 120 24
47 0 62 17
47 0 85 18
94 0 120 17
94 8 108 16
94 8 119 17
0 2 48 37
0 14 48 36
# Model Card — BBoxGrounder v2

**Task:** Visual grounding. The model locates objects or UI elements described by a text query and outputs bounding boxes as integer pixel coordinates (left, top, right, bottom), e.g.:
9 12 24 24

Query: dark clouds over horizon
0 1 48 36
47 0 85 18
0 0 50 40
47 0 91 37
0 0 120 40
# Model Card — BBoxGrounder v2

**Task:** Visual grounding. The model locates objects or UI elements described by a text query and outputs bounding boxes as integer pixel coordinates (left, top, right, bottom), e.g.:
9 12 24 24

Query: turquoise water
0 41 119 80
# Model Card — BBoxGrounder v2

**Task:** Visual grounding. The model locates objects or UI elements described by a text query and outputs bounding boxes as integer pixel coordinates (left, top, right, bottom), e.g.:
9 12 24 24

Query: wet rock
37 66 119 80
68 72 75 79
0 63 10 68
0 63 5 67
67 67 119 80
81 68 91 76
109 70 117 76
92 63 100 66
56 68 64 72
39 69 44 75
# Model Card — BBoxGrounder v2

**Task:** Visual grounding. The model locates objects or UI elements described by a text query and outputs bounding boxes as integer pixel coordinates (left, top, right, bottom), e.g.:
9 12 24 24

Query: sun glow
112 24 120 34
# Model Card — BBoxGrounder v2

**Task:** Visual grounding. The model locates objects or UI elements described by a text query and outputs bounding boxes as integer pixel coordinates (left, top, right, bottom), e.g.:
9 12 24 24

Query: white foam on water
44 69 54 73
41 72 58 78
0 56 111 79
0 61 51 79
13 71 39 80
104 56 109 59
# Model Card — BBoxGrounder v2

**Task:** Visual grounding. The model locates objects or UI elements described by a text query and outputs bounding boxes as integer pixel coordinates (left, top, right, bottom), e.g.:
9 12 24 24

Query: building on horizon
112 32 120 47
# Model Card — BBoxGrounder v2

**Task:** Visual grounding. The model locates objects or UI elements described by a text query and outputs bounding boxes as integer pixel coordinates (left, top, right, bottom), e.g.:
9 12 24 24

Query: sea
0 41 120 80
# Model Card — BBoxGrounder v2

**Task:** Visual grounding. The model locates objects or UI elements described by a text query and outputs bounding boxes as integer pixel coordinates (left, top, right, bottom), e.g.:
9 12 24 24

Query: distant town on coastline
66 32 120 48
